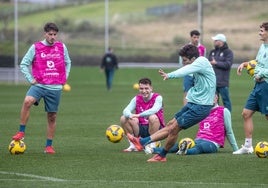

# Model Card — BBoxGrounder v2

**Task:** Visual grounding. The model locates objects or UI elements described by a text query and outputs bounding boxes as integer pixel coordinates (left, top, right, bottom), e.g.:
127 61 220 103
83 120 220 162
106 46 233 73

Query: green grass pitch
0 67 267 188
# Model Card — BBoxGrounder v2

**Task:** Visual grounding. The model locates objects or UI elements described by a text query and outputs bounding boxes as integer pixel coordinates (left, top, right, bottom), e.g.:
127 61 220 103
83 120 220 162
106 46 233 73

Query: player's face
139 83 152 100
190 35 199 46
259 27 268 43
182 56 194 66
44 30 58 45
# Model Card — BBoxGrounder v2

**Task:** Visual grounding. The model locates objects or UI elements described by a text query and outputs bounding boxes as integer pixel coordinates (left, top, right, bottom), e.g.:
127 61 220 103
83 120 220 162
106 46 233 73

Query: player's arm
165 57 204 79
20 45 36 84
223 108 239 151
139 95 163 117
63 44 71 79
122 97 136 118
237 61 249 75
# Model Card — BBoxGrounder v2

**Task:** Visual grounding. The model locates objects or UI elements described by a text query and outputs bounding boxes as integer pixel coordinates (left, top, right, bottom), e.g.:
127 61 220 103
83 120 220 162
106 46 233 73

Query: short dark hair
178 44 199 59
139 78 152 85
190 30 200 37
44 22 59 32
260 22 268 31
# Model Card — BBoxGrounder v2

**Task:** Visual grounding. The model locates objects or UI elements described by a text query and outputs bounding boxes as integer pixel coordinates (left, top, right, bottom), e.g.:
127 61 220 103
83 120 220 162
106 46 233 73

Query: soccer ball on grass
106 125 124 143
254 141 268 158
178 137 195 149
246 60 257 77
8 140 26 155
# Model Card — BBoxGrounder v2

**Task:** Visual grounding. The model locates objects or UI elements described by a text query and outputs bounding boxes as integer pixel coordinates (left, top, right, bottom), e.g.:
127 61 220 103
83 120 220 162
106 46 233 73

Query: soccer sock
46 139 53 147
159 148 168 157
245 138 252 148
140 136 151 146
169 143 179 153
153 147 162 154
19 125 26 132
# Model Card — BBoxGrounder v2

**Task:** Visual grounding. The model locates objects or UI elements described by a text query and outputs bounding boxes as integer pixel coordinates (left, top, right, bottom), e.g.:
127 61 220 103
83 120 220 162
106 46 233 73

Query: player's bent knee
241 109 253 119
148 114 159 122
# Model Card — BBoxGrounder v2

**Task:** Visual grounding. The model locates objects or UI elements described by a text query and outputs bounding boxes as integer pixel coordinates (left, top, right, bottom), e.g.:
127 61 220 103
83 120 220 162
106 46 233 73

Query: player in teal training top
234 22 268 154
127 44 216 162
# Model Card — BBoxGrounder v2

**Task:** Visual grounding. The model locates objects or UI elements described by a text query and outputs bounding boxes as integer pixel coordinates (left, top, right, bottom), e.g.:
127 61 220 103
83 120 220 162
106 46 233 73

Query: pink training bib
33 41 66 84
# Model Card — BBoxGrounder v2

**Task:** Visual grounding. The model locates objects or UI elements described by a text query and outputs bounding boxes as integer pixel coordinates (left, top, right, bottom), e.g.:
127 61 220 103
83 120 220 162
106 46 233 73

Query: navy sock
140 136 151 146
19 125 26 132
153 147 162 154
46 139 53 147
169 143 179 153
159 148 168 157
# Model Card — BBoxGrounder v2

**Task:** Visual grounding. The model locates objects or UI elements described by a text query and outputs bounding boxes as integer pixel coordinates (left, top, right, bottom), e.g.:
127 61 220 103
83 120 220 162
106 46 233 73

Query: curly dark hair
178 44 199 59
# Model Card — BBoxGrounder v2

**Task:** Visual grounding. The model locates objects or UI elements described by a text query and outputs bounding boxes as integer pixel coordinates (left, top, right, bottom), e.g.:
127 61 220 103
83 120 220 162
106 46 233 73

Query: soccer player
127 44 216 162
234 22 268 154
180 30 206 105
120 78 165 152
145 95 239 155
11 22 71 154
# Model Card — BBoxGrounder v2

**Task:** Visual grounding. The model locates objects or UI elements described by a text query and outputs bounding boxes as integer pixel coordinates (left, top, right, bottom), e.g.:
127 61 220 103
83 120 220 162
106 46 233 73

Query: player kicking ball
127 44 216 162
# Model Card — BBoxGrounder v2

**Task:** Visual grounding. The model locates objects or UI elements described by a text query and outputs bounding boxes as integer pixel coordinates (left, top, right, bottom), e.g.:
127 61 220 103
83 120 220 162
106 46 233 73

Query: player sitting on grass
120 78 165 152
145 95 239 155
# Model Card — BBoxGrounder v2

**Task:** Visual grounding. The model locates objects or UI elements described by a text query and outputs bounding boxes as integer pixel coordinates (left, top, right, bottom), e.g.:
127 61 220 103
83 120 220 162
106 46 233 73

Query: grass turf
0 67 267 188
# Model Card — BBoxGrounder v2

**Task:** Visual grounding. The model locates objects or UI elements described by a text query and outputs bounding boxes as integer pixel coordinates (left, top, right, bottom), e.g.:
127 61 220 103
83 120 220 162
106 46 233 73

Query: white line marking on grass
0 171 66 182
68 180 268 186
0 174 267 187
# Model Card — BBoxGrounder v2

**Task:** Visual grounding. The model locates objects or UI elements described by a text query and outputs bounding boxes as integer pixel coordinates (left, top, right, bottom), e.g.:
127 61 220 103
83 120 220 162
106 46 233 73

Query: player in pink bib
120 78 165 152
11 22 71 154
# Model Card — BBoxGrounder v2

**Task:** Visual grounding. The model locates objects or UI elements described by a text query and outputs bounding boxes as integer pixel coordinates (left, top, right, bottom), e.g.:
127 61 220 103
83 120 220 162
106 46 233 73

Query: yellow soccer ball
246 60 257 77
178 137 195 149
254 141 268 158
133 83 139 90
63 83 71 92
8 140 26 155
106 125 124 143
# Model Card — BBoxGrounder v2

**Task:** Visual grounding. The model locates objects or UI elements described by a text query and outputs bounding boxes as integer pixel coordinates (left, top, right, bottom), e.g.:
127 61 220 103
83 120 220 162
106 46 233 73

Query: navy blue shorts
26 85 62 112
138 124 162 138
245 81 268 115
138 125 150 138
175 103 213 129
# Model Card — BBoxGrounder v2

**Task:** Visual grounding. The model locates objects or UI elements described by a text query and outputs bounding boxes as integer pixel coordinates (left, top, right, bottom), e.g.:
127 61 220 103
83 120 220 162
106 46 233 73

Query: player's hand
237 62 247 76
31 79 37 85
210 57 217 65
158 69 168 80
255 75 263 82
130 114 140 119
